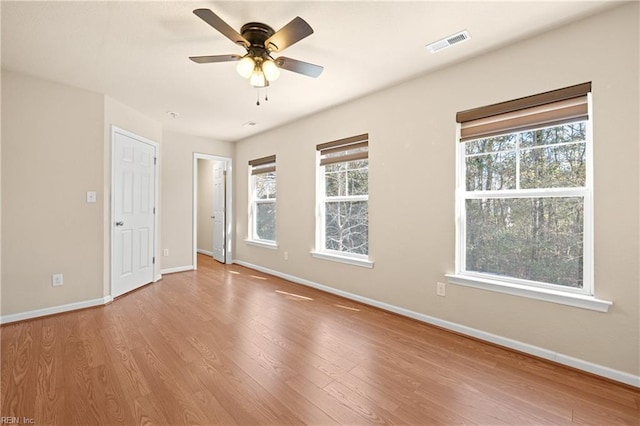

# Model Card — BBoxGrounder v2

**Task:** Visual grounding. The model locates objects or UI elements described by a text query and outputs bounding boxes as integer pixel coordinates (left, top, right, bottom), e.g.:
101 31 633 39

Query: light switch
86 191 97 203
52 274 63 286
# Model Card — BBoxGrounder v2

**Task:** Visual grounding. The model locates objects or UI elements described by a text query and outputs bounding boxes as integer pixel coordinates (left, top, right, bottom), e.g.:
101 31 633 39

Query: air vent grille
426 30 470 53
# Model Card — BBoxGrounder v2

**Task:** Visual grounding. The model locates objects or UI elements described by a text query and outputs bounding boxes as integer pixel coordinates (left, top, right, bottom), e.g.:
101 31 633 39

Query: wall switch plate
52 274 64 286
284 251 289 260
86 191 97 203
163 249 169 256
436 282 446 297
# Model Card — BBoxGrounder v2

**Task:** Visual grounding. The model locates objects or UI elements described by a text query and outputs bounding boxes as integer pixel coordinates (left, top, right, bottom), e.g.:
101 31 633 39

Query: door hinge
154 157 157 165
223 170 227 176
152 257 155 264
153 207 156 214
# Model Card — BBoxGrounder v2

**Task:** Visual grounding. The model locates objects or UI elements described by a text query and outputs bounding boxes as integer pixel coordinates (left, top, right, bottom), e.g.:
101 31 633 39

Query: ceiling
1 1 618 142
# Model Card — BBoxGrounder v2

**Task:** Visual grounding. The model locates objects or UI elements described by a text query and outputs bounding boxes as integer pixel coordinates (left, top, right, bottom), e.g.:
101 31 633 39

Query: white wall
160 130 233 271
233 3 639 377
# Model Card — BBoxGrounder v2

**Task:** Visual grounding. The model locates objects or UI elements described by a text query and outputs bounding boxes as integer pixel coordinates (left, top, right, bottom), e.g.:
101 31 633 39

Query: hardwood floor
2 254 639 425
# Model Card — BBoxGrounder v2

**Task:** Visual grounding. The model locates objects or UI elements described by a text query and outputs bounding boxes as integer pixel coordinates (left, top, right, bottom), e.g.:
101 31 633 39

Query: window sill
310 251 374 269
445 274 612 312
245 239 278 250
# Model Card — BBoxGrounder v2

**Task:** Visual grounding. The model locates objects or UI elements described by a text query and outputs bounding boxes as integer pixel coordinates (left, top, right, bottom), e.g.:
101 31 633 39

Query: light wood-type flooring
2 254 639 425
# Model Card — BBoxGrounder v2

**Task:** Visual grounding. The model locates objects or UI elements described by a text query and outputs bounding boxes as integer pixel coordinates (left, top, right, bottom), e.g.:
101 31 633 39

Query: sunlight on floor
275 290 314 301
334 304 361 312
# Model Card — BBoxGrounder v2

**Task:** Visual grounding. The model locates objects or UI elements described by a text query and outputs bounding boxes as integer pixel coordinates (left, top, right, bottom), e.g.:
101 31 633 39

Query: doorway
193 153 232 269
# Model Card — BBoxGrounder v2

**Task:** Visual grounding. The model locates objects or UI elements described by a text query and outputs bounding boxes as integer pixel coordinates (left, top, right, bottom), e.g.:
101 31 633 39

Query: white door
212 163 226 263
112 129 156 297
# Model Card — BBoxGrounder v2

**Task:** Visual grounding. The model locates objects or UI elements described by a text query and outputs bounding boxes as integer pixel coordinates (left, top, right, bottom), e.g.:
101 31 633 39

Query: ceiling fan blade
275 57 323 78
193 9 249 47
189 54 241 64
265 17 313 52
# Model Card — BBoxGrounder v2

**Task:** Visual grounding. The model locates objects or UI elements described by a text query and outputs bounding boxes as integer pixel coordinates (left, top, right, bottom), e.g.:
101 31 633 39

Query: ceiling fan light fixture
236 56 256 78
262 59 280 81
250 67 267 87
190 9 323 101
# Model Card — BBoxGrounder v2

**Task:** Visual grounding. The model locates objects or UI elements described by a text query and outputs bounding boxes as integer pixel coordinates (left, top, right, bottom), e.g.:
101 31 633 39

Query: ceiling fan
189 9 323 90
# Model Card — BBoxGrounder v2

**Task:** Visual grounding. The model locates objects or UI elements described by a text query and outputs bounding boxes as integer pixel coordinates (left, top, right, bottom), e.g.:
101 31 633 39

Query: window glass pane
520 143 586 189
347 160 368 196
325 201 368 255
325 163 346 197
256 202 276 241
465 134 516 155
465 197 584 288
255 172 276 199
466 152 516 191
521 122 586 148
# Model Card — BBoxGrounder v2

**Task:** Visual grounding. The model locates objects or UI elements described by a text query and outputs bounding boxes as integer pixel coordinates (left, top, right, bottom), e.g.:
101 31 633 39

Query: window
248 155 276 245
451 83 599 302
313 134 372 267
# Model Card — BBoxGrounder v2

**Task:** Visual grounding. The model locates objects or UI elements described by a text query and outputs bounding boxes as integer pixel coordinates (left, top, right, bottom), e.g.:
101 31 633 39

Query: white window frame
448 93 611 312
312 136 373 268
246 157 277 248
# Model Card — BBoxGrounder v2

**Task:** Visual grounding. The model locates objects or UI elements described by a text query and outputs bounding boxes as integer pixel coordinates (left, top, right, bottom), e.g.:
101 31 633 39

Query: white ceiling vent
426 30 470 53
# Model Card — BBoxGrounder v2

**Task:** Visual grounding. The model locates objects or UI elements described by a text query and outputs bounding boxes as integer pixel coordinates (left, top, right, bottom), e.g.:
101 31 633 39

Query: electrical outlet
436 282 446 297
52 274 64 286
163 249 169 256
284 251 289 260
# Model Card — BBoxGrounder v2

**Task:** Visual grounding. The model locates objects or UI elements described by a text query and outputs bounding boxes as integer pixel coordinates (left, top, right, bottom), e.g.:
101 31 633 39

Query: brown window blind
248 155 276 175
456 82 591 142
316 133 368 166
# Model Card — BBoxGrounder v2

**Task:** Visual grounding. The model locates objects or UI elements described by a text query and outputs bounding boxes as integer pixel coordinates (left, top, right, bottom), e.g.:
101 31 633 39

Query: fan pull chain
255 88 270 106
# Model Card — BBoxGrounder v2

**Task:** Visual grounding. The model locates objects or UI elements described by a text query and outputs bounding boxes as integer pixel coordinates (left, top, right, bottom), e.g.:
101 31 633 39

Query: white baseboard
0 296 113 325
234 260 640 388
197 249 214 256
160 265 194 275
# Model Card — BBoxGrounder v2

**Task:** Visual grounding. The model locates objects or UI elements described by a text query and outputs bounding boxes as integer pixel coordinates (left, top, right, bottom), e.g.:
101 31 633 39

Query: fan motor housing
240 22 275 50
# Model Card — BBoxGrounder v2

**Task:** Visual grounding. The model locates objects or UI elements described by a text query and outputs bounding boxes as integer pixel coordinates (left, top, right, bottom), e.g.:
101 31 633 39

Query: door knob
115 221 124 226
211 216 215 219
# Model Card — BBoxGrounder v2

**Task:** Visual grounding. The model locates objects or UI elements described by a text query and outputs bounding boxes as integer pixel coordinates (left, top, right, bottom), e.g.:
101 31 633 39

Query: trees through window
249 155 276 243
456 83 592 294
317 134 369 258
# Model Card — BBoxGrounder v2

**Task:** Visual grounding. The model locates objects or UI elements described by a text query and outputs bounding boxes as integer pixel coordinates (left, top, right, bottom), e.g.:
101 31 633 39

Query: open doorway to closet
193 153 232 269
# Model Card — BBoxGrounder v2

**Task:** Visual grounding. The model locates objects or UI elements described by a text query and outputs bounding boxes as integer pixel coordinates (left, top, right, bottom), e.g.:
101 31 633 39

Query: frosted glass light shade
236 56 255 78
250 69 267 87
262 60 280 81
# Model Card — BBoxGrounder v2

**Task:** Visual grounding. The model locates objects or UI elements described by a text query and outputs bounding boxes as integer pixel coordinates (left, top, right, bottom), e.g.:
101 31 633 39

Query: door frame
110 126 160 297
193 153 233 269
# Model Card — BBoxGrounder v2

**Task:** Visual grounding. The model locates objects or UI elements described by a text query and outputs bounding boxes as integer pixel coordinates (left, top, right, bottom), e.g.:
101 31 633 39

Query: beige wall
0 69 229 316
0 71 3 313
233 4 639 376
160 131 232 270
197 159 214 253
1 70 105 315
